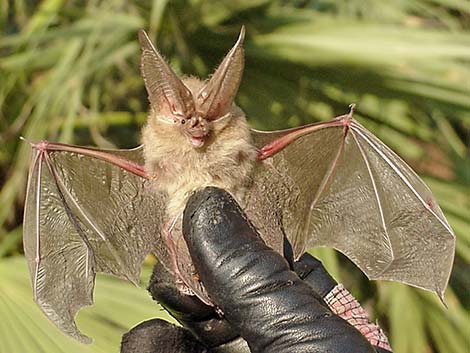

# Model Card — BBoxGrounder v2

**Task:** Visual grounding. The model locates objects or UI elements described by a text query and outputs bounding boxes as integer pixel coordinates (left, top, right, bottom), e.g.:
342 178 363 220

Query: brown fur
142 77 256 218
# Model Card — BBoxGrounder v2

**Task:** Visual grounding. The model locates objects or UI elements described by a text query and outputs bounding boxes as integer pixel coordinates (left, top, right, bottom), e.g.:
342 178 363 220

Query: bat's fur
142 77 257 218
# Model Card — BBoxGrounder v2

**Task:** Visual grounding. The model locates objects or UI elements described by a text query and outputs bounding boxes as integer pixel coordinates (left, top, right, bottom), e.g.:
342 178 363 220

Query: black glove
121 187 392 353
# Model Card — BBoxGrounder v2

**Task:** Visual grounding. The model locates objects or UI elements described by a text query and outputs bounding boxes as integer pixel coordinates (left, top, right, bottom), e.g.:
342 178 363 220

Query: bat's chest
154 148 256 218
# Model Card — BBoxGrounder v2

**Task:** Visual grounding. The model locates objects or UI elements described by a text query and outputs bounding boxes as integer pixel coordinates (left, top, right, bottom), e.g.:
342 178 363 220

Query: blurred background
0 0 469 352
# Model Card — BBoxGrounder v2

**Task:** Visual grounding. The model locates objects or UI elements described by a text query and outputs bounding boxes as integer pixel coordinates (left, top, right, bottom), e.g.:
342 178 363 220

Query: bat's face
154 105 210 149
177 115 209 148
139 28 245 149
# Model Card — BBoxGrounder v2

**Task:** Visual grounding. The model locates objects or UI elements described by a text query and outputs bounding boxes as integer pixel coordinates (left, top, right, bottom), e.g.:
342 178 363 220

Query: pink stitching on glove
324 284 392 351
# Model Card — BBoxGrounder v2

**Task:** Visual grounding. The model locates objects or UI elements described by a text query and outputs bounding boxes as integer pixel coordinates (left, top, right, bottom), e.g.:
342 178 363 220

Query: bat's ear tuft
138 30 195 119
196 26 246 121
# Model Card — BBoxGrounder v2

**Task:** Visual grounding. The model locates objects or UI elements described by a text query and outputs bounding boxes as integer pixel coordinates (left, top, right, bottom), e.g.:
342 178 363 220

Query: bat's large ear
138 30 195 118
197 26 245 120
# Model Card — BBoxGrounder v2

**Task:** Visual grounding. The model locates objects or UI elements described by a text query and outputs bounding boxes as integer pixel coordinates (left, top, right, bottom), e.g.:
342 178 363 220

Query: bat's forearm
28 140 148 179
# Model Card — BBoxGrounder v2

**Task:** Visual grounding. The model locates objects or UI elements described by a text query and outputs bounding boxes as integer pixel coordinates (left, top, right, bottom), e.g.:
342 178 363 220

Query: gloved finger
183 187 377 353
148 262 240 348
120 319 205 353
294 253 337 298
294 254 392 352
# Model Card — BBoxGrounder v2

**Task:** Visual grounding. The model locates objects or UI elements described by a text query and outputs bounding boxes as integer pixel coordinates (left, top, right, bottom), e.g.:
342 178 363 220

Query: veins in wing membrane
302 114 352 251
36 150 96 297
349 129 393 266
350 122 453 235
33 145 132 288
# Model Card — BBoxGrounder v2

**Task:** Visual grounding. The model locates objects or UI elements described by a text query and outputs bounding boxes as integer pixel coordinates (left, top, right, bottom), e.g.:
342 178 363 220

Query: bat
22 27 455 343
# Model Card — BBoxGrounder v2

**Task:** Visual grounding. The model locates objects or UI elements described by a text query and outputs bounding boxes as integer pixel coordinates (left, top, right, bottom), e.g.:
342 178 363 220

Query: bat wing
248 111 455 300
23 143 167 343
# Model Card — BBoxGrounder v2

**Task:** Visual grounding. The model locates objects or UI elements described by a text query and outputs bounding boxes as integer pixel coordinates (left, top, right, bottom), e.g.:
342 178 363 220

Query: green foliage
0 0 469 352
0 257 174 352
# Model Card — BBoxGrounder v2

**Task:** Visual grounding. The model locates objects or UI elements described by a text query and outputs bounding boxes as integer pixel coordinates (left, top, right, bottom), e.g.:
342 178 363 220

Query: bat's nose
190 116 198 127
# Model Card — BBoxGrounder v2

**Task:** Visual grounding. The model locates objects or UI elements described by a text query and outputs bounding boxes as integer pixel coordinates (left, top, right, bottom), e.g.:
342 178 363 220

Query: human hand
121 187 392 353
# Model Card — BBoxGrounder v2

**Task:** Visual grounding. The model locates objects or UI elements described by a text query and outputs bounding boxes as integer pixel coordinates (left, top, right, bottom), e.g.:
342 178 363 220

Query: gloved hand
121 187 392 353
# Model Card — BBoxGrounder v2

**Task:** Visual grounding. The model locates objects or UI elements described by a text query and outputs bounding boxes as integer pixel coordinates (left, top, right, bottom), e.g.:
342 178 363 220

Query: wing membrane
251 116 455 299
23 145 166 343
348 122 454 297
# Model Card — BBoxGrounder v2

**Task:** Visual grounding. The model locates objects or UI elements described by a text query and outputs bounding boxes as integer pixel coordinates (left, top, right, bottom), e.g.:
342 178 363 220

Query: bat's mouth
190 135 206 148
185 117 209 148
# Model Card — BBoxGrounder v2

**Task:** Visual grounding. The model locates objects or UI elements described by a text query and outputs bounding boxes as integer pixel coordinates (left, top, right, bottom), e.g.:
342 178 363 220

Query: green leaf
0 257 174 352
1 2 469 352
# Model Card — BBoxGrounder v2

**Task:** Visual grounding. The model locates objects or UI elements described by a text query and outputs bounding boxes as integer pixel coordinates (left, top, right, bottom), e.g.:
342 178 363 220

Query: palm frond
0 1 468 352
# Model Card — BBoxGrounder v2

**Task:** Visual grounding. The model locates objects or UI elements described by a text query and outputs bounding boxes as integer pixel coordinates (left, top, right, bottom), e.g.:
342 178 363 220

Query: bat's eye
181 119 186 125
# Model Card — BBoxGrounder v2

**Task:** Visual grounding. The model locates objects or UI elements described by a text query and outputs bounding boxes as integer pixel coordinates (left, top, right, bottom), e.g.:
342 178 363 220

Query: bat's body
141 73 257 290
142 77 256 219
22 27 455 343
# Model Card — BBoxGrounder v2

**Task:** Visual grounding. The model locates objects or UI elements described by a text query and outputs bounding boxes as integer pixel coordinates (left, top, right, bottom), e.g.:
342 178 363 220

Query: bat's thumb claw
348 103 356 116
19 136 33 145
